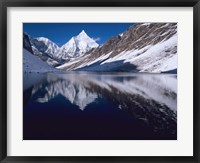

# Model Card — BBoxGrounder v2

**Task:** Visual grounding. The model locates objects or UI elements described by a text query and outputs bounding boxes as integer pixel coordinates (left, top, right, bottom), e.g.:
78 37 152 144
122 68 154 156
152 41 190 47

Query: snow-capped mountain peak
56 30 99 59
30 36 60 59
76 30 87 37
75 30 93 41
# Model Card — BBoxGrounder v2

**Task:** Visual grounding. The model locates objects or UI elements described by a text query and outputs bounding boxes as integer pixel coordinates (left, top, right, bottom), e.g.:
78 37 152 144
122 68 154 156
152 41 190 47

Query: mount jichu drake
23 23 177 73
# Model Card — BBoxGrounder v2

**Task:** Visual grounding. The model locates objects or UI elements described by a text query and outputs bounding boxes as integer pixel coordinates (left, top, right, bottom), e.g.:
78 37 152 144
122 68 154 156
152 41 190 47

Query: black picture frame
0 0 199 162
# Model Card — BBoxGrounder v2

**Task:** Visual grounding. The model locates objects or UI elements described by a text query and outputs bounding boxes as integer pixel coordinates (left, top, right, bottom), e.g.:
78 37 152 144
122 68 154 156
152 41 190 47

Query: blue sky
23 23 134 46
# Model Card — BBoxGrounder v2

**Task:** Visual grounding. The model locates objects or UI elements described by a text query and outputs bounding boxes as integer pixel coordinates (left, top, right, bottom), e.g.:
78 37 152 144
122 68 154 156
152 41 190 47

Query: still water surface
23 72 177 140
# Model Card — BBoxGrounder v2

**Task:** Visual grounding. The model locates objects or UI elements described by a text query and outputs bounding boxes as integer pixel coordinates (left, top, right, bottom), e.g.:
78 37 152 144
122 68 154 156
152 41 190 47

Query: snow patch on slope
23 48 57 72
77 34 177 73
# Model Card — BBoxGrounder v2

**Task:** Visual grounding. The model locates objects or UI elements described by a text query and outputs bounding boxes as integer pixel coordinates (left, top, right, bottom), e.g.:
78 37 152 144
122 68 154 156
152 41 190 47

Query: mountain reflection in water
23 72 177 140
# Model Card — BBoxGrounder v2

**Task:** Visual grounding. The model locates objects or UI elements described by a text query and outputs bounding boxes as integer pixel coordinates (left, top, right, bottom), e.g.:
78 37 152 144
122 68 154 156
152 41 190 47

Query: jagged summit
75 30 91 41
78 30 87 36
56 30 99 59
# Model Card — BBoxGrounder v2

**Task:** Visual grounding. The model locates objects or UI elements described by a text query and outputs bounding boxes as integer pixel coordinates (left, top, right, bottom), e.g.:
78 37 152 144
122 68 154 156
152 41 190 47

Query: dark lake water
23 72 177 140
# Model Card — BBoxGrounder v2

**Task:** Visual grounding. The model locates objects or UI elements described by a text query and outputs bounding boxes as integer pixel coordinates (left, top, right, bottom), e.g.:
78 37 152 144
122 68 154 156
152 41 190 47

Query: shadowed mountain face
23 33 33 54
30 37 61 67
23 72 177 140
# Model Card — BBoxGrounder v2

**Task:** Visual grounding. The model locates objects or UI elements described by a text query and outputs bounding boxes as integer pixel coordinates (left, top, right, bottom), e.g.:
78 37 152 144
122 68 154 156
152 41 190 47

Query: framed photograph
0 0 199 162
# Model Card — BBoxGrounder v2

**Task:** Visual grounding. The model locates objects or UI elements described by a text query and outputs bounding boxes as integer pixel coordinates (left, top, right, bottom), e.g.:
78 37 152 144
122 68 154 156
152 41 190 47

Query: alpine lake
23 71 177 140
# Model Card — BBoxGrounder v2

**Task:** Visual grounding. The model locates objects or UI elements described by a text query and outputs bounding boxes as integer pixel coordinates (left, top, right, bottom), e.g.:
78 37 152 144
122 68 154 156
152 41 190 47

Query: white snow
35 37 60 58
119 33 123 37
23 48 57 72
56 58 81 69
140 23 151 26
46 58 60 67
36 37 49 44
78 51 113 69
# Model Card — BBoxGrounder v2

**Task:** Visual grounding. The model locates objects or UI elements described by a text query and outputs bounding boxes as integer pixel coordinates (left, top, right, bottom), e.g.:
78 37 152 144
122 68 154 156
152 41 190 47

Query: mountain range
23 23 177 73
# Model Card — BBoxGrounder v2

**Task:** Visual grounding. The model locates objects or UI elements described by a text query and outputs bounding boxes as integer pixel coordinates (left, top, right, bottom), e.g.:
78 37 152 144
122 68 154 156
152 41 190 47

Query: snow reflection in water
23 72 177 140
